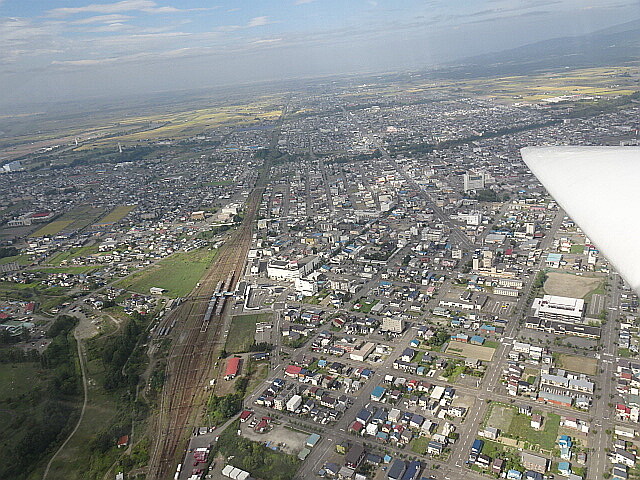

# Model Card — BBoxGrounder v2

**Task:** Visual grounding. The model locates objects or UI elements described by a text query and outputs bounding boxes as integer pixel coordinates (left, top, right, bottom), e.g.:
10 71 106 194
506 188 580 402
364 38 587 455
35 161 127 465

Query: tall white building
532 295 585 324
463 172 485 192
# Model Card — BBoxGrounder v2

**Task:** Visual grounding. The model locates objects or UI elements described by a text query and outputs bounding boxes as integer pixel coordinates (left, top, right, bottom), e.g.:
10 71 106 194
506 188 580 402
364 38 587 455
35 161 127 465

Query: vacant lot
446 342 495 361
558 354 598 376
485 403 515 431
226 313 272 353
544 272 603 299
117 247 217 297
240 422 308 456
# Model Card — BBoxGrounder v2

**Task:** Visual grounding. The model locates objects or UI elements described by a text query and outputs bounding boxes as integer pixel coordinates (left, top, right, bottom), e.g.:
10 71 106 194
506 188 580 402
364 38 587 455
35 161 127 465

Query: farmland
30 220 73 237
95 205 137 226
29 206 109 238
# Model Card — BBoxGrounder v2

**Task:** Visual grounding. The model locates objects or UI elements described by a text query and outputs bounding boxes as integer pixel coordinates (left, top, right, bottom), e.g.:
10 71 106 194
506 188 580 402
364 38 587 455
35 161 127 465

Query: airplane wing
521 146 640 293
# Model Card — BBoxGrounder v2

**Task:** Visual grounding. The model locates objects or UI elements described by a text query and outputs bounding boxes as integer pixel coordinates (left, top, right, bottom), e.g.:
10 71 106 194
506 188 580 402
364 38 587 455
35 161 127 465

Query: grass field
0 363 46 402
96 205 137 225
30 220 73 237
508 411 560 451
117 247 218 298
558 354 598 376
410 436 430 454
446 342 495 361
226 313 272 353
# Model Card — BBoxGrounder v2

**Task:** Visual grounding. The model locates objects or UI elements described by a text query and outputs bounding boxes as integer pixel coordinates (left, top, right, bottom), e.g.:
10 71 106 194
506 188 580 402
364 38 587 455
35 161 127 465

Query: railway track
147 185 264 479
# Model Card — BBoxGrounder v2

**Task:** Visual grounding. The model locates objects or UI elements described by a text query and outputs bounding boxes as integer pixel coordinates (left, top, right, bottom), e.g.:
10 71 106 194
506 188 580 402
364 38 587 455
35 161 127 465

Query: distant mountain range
443 19 640 77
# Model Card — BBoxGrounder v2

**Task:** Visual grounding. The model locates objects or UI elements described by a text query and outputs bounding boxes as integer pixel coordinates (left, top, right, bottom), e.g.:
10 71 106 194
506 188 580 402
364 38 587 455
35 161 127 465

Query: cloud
48 0 158 17
247 16 270 28
70 14 134 25
46 1 215 17
294 0 316 5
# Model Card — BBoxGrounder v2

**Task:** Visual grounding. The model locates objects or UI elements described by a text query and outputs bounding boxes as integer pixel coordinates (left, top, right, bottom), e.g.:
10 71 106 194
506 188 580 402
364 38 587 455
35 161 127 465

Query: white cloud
46 1 216 17
48 0 158 17
251 37 283 46
71 14 133 25
294 0 316 5
247 16 270 28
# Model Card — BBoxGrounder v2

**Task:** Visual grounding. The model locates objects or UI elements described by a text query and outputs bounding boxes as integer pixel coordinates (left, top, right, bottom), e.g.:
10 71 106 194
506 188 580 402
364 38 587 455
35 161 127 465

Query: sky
1 0 639 109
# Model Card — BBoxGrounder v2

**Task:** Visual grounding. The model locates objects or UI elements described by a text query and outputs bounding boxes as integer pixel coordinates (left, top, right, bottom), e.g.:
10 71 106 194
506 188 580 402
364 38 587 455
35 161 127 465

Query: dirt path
42 329 89 480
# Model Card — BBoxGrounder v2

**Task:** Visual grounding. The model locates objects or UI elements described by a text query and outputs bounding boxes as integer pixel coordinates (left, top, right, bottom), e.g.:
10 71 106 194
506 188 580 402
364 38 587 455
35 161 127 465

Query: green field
570 244 585 254
96 205 137 225
117 247 218 297
508 411 560 451
226 313 272 353
0 254 31 266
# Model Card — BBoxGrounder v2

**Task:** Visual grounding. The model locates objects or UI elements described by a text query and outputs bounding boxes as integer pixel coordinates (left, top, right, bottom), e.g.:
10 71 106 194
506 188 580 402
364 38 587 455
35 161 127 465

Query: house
524 471 543 480
558 462 571 476
239 410 253 422
530 414 543 430
521 452 548 473
345 444 366 468
427 441 443 456
387 459 406 480
507 469 523 480
483 426 499 440
117 435 129 448
558 435 572 460
224 357 241 380
492 458 505 475
371 386 386 402
476 454 491 469
616 448 636 467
